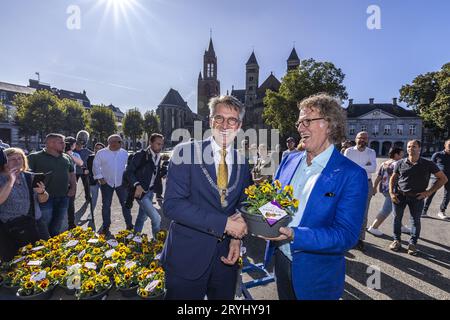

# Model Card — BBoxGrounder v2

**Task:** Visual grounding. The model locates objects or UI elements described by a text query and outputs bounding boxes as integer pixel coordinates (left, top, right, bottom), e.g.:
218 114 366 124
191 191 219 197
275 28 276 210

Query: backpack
122 150 149 189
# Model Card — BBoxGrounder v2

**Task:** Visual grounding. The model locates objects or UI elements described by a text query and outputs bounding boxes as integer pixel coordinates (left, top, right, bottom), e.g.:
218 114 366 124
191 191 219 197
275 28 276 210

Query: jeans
134 191 161 236
378 192 393 219
274 249 297 300
393 194 424 245
36 217 50 240
423 181 450 214
90 183 100 212
39 196 69 237
100 184 133 229
360 180 373 240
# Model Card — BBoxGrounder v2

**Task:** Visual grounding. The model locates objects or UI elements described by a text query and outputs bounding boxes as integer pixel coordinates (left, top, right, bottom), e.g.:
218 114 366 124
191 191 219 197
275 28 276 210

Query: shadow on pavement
345 258 435 300
361 244 450 296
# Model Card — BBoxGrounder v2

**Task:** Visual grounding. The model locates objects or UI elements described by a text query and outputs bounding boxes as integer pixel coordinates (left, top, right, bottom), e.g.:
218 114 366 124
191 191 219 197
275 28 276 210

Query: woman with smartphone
0 147 49 261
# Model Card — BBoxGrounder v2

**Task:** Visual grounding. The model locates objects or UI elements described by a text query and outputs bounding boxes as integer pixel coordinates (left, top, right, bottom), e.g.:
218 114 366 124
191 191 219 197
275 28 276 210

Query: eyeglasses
213 115 240 126
295 117 325 128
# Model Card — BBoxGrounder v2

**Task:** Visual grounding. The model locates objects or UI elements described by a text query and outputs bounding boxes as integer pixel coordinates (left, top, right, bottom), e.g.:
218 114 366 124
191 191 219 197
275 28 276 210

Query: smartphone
31 171 52 188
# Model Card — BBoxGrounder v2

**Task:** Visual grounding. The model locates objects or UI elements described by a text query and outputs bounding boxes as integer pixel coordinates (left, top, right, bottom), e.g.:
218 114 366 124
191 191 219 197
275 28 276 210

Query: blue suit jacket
271 147 368 299
161 139 252 280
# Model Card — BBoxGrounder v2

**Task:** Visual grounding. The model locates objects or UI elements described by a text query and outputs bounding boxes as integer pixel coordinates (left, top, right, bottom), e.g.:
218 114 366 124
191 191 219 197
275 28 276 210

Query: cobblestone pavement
74 157 450 300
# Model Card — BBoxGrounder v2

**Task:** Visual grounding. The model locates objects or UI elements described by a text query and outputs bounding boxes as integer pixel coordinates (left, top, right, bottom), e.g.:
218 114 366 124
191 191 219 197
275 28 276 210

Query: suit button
207 229 213 233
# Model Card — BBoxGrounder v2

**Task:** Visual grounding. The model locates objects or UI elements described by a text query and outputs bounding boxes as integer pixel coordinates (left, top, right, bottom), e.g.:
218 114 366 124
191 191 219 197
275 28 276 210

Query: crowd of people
0 92 449 300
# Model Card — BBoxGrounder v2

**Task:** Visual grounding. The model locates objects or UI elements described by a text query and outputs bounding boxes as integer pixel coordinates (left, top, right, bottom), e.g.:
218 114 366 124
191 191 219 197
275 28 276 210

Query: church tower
197 37 220 119
245 51 259 107
287 47 300 71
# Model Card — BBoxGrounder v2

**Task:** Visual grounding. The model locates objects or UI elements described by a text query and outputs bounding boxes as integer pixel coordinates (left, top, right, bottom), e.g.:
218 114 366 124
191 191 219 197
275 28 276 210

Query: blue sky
1 0 449 113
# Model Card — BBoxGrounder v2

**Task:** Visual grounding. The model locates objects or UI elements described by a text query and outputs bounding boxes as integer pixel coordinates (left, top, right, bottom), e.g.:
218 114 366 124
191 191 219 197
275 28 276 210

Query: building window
409 124 416 135
249 86 254 91
373 125 379 135
397 124 403 135
349 125 355 135
361 125 367 132
249 76 254 81
0 91 7 102
207 64 214 78
384 125 391 135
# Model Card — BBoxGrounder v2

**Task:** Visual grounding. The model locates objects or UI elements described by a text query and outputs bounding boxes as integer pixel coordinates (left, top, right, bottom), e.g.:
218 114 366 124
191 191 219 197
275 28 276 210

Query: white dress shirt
93 147 129 188
344 146 376 179
279 144 335 260
210 137 233 181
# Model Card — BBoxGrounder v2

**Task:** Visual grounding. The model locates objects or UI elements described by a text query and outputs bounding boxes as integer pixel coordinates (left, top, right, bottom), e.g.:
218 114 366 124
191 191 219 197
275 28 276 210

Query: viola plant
0 227 169 299
243 179 299 216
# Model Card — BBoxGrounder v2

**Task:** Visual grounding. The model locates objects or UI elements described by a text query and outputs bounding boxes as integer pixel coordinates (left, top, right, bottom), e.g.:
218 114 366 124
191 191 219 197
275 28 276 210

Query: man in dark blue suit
161 95 251 300
263 93 368 300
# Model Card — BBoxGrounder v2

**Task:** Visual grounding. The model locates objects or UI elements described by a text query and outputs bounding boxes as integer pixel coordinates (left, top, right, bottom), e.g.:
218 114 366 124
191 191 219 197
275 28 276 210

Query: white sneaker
437 212 449 220
401 226 411 234
367 227 383 236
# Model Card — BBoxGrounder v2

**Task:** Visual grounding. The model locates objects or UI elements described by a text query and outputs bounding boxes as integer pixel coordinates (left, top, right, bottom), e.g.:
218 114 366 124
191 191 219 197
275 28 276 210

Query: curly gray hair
298 93 347 144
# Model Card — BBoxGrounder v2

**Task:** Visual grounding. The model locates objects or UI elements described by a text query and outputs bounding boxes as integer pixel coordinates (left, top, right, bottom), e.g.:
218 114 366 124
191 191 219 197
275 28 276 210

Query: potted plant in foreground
240 180 299 238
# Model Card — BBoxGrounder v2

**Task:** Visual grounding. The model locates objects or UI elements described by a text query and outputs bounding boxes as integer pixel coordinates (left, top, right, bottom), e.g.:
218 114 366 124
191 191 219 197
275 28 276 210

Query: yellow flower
82 280 95 292
283 185 294 196
279 199 291 207
261 183 273 194
274 180 282 190
38 279 49 290
292 199 299 209
24 281 34 289
244 185 257 197
112 251 121 261
92 248 101 255
139 288 149 298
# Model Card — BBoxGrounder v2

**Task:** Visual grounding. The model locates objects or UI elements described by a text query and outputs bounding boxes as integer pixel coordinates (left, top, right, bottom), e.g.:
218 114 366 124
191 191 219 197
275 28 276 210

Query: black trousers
76 174 91 201
0 216 39 261
274 248 297 300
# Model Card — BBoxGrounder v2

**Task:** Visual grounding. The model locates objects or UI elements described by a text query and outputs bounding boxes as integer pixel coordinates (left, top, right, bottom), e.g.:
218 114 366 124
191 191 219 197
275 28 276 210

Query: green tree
61 99 87 136
400 62 450 137
263 58 348 138
13 90 65 144
89 105 117 144
123 108 144 151
0 102 7 122
143 110 160 137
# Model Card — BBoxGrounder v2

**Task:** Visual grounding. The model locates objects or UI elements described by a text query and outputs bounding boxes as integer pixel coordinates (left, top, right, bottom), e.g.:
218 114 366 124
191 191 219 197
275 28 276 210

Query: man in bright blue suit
161 95 251 300
263 93 368 300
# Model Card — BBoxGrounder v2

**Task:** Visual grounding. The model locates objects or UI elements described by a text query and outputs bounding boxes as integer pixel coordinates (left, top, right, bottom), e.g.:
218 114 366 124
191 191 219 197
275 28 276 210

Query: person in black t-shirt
422 139 450 219
389 140 447 255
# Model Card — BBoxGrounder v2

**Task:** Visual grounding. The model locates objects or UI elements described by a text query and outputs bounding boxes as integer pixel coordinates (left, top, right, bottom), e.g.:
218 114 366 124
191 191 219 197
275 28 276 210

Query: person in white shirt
344 131 377 251
93 134 132 235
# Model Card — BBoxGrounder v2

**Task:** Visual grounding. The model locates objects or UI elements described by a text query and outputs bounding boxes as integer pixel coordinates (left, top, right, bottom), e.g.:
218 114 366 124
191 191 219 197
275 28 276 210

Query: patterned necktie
217 148 228 206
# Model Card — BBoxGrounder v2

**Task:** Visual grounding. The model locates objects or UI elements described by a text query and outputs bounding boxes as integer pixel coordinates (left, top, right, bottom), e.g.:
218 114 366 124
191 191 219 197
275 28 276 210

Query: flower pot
59 284 76 296
3 284 20 295
240 207 292 238
79 284 112 300
140 289 166 300
118 284 139 298
16 286 55 300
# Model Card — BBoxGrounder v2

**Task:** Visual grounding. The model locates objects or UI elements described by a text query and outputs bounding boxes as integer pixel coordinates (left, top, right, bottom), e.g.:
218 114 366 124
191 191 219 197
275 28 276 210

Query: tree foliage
60 99 87 136
123 108 144 151
89 105 117 144
400 62 450 136
263 58 348 138
14 90 65 143
143 110 160 136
